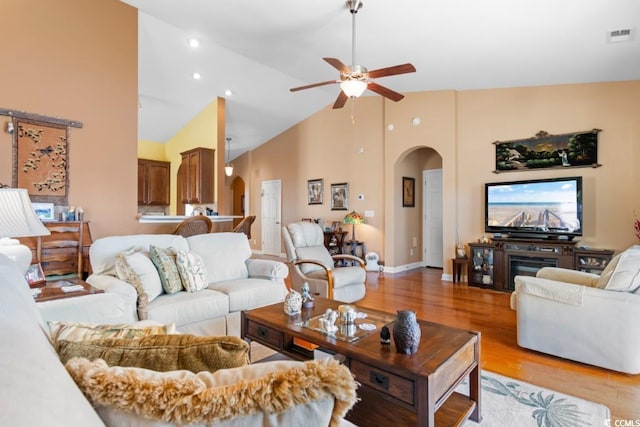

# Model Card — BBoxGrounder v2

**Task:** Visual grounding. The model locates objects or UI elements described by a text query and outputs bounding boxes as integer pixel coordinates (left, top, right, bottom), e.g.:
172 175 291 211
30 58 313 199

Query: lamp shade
0 189 50 274
0 189 50 238
224 164 234 176
340 80 367 98
343 211 364 225
344 210 364 241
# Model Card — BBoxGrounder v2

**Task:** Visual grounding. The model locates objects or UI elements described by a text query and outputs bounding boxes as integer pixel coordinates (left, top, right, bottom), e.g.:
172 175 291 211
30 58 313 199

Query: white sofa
87 232 289 336
511 245 640 374
0 254 358 426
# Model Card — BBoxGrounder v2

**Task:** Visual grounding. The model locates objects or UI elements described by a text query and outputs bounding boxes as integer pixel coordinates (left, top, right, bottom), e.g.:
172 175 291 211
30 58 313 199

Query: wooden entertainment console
467 238 614 292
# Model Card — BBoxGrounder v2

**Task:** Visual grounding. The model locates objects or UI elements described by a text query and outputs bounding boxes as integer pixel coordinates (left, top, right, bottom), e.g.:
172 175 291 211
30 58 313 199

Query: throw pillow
603 246 640 292
65 357 358 426
149 245 183 294
175 250 208 292
115 247 163 307
57 334 250 373
48 321 175 345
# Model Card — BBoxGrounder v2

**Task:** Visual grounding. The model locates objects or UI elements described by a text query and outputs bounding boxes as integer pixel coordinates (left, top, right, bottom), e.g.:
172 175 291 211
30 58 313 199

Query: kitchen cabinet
138 159 170 205
179 147 215 204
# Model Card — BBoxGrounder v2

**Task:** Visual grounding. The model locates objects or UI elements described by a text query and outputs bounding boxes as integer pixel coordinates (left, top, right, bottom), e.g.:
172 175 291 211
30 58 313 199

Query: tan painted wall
235 82 640 271
0 0 143 239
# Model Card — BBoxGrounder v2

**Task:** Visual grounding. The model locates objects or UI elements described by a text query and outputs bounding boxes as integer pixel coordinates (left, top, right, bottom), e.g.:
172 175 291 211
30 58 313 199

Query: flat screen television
485 176 582 240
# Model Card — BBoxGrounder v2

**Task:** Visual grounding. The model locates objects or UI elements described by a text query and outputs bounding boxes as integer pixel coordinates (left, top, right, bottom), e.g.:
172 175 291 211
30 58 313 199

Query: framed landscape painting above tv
493 129 601 173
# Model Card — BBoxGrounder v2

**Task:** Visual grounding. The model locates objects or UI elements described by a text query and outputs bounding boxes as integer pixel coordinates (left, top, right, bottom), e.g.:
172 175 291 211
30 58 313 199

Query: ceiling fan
290 0 416 109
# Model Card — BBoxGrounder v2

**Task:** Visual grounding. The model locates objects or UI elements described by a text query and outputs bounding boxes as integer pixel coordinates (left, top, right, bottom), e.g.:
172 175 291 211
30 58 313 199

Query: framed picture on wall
307 179 323 205
402 177 415 207
330 182 348 211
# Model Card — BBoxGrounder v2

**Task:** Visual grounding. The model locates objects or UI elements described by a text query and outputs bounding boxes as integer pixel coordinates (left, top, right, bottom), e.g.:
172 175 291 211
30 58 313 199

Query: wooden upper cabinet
179 147 215 204
138 159 170 205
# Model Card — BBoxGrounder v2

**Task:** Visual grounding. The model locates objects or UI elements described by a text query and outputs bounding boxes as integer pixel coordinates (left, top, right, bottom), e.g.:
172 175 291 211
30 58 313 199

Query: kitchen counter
138 215 241 224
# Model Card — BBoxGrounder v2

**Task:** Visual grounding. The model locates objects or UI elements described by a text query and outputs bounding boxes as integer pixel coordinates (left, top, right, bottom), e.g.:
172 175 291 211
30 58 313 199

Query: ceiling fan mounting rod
347 0 362 68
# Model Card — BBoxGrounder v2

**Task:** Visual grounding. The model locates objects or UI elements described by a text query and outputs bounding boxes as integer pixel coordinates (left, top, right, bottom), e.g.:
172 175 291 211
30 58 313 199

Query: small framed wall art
307 179 323 205
402 177 415 207
330 182 349 211
25 263 46 288
32 202 55 221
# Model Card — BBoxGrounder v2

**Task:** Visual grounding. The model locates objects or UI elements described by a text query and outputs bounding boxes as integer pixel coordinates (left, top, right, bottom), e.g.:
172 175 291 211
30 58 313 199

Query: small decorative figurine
393 310 421 355
301 282 314 308
380 325 391 344
283 289 302 315
319 308 338 333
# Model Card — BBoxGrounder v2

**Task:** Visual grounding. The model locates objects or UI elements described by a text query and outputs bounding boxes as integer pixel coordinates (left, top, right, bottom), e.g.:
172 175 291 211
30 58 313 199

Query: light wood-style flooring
354 267 640 422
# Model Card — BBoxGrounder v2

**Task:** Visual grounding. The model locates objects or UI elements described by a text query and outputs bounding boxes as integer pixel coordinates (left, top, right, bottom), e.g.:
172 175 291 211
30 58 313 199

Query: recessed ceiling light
192 72 201 80
188 37 200 48
224 89 233 97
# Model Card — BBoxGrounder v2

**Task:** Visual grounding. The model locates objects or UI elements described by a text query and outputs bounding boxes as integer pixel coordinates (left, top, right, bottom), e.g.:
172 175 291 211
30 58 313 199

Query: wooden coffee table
241 297 481 426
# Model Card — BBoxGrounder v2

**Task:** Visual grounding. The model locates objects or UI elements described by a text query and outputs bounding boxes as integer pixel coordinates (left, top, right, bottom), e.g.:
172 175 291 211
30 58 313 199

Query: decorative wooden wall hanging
493 129 602 173
1 108 82 204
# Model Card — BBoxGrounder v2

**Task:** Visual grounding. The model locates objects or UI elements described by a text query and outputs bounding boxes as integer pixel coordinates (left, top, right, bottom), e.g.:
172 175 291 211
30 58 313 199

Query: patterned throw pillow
57 335 250 373
149 245 183 294
175 250 208 292
115 247 163 307
48 321 175 345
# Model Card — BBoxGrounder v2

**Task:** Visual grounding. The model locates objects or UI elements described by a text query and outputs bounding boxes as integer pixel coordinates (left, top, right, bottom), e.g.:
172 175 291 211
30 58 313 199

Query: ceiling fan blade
323 57 349 73
290 80 338 92
332 91 348 109
368 82 405 102
367 63 416 79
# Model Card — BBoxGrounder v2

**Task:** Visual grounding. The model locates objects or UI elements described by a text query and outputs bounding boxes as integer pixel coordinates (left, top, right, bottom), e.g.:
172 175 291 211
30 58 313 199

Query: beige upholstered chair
173 215 212 237
511 245 640 374
282 221 366 303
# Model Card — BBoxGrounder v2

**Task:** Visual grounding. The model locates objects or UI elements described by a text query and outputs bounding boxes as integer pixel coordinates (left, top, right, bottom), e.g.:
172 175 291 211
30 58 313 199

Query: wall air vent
606 28 635 43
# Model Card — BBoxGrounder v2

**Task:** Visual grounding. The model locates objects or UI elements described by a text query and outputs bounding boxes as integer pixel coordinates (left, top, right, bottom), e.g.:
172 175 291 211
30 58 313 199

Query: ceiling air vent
606 28 635 43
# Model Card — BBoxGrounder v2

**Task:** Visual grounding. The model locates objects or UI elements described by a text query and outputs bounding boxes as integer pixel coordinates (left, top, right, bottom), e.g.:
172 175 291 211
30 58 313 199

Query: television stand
468 237 578 291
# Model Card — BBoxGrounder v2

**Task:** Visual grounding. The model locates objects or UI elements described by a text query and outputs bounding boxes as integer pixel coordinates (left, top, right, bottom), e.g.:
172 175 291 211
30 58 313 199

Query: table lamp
0 189 50 274
343 210 364 241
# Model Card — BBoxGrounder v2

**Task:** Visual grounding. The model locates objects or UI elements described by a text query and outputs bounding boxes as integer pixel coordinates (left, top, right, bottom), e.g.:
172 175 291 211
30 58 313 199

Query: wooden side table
452 257 469 283
34 278 104 303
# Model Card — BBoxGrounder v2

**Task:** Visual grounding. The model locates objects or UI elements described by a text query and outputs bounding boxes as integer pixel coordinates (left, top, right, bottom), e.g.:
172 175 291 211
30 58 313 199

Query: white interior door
261 180 281 256
423 169 443 268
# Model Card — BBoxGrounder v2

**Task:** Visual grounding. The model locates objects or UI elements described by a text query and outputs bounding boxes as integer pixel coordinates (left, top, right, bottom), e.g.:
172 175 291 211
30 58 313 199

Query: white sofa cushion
187 233 251 283
0 255 104 427
139 289 229 325
208 278 288 312
603 246 640 292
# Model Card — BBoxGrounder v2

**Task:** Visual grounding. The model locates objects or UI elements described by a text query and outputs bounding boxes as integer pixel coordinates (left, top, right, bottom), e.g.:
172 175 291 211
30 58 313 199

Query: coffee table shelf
241 298 481 427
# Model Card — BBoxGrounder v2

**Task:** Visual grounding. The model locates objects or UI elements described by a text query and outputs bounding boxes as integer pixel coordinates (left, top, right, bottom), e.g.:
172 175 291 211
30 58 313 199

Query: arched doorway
231 176 245 228
394 146 443 269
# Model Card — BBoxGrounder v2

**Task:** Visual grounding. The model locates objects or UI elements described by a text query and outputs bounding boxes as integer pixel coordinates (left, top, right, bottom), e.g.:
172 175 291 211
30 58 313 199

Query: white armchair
282 222 366 303
511 245 640 374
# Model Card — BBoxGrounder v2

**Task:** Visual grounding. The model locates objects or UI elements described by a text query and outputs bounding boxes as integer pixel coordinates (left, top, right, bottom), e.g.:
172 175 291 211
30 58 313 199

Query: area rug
458 371 610 426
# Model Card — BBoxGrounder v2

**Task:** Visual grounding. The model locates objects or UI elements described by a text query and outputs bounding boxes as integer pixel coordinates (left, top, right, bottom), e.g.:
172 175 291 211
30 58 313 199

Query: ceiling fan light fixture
340 79 367 98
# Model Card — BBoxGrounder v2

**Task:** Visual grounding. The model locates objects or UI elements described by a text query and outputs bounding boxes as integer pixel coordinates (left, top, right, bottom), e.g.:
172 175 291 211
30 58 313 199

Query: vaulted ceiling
122 0 639 160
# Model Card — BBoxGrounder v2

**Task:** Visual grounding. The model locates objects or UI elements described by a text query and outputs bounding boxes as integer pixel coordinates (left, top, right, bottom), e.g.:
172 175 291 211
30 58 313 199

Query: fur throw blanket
65 357 359 426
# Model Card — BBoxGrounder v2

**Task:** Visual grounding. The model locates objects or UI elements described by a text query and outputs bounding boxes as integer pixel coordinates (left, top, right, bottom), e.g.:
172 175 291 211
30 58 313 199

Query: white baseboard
383 261 424 274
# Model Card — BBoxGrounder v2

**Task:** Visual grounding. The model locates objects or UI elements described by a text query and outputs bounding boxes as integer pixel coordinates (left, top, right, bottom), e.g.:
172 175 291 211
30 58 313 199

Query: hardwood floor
355 267 640 422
